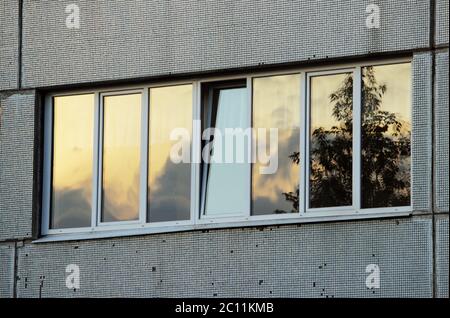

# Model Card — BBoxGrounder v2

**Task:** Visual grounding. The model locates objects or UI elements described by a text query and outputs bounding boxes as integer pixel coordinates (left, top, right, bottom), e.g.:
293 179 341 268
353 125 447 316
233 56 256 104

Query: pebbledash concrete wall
0 0 448 298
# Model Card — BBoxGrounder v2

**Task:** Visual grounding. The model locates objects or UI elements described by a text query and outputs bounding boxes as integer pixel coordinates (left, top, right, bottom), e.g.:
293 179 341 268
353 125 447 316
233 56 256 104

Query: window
43 84 194 235
361 64 411 208
101 93 141 223
308 72 354 209
50 94 94 229
201 80 250 217
42 59 412 238
148 85 192 222
252 74 301 215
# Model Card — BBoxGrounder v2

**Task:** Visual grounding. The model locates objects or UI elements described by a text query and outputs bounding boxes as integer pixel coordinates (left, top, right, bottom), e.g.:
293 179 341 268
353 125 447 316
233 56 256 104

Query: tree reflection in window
361 64 411 208
282 63 411 211
309 73 353 208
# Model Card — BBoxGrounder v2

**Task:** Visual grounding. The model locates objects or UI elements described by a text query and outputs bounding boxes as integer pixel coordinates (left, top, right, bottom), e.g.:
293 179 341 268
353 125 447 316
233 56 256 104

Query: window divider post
247 76 252 218
353 67 362 212
96 94 105 226
139 88 149 224
191 82 201 225
91 92 100 229
299 72 307 216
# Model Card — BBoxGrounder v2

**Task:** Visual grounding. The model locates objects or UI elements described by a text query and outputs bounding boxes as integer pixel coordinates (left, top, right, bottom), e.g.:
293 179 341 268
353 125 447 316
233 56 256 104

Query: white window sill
33 210 412 244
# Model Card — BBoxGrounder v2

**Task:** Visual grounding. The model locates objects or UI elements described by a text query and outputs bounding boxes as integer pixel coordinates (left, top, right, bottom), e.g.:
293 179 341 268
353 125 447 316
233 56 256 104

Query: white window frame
304 68 358 216
198 78 251 221
96 89 146 228
40 57 413 241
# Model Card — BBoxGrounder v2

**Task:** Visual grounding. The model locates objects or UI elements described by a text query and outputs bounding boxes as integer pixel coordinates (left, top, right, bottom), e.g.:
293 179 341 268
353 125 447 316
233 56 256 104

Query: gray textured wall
0 0 19 91
436 0 450 46
0 242 15 298
21 0 430 89
412 53 433 212
436 216 449 298
0 91 36 242
0 0 448 298
435 51 449 213
16 217 432 298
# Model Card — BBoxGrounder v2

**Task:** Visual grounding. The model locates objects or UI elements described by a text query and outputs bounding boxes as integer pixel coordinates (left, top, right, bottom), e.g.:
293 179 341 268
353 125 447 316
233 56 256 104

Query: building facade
0 0 448 298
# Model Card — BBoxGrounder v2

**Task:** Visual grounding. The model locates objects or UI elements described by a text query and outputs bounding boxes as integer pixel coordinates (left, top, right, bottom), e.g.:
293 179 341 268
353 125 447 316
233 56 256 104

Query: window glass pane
148 85 192 222
203 86 250 216
309 73 353 208
51 94 94 229
252 74 300 215
362 63 411 208
101 93 141 222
